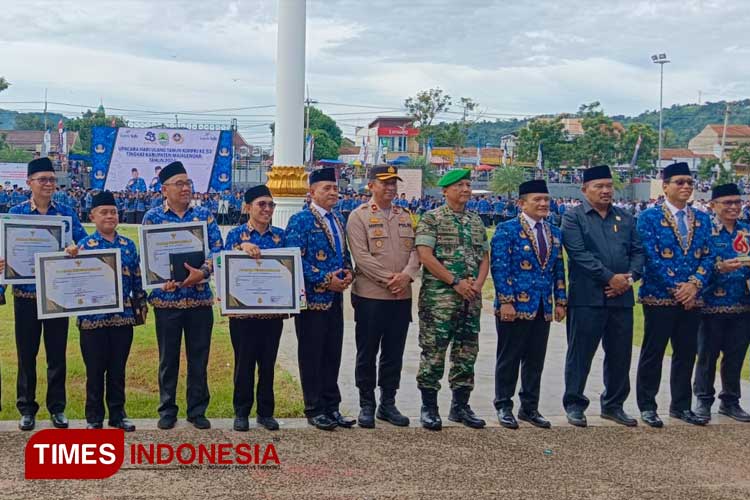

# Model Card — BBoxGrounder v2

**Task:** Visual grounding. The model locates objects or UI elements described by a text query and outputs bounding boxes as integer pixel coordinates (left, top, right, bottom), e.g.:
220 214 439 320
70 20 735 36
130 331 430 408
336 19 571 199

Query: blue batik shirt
126 177 147 193
76 231 146 330
142 201 223 309
9 199 87 298
701 217 750 314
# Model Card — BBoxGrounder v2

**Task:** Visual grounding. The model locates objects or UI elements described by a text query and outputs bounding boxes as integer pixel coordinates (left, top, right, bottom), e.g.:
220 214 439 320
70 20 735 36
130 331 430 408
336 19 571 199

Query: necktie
676 210 689 245
325 212 343 268
535 222 548 261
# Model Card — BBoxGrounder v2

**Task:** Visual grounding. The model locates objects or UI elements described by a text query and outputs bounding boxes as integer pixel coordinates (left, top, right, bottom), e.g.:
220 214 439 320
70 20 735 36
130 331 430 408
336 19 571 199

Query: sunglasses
256 201 276 209
670 179 694 187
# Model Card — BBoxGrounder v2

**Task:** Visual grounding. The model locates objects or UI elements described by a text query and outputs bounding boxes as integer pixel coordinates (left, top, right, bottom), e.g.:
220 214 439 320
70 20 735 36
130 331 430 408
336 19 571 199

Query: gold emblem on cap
388 166 395 173
375 240 384 248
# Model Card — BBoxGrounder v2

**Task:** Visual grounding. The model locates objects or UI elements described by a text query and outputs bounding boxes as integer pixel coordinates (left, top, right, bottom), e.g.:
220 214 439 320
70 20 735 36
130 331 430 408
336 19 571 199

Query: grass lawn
0 224 305 421
481 227 750 380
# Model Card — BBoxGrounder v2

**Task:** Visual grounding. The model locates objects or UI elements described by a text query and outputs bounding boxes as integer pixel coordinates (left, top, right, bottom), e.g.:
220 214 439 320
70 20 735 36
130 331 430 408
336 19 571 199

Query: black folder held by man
169 251 206 283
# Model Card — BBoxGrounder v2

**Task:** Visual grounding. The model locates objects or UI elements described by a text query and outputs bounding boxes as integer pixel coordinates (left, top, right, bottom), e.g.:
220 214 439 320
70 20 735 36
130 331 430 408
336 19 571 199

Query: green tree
0 131 33 163
66 107 127 153
405 88 452 149
715 162 735 186
0 77 8 93
698 157 720 181
405 155 438 188
310 129 339 161
307 106 342 146
572 106 620 167
730 143 750 168
516 118 568 168
491 165 526 197
14 114 46 130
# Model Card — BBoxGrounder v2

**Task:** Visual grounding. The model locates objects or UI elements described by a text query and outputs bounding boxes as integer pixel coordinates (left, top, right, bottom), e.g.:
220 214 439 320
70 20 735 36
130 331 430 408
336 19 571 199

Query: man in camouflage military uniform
415 169 490 430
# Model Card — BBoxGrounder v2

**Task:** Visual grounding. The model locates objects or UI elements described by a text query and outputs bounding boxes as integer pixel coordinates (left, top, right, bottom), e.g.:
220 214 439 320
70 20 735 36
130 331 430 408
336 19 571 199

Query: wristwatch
451 275 461 286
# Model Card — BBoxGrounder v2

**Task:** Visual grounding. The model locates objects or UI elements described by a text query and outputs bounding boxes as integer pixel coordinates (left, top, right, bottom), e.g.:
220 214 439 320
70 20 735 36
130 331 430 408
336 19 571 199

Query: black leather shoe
669 409 708 426
329 411 355 428
377 404 410 427
233 416 249 431
19 414 35 431
109 418 136 432
51 412 69 429
358 406 375 428
641 410 664 428
257 416 280 431
187 415 211 429
718 404 750 423
694 402 712 420
157 416 177 429
87 422 103 430
307 414 337 431
518 409 551 429
566 409 587 428
420 405 442 430
496 408 518 429
600 408 637 427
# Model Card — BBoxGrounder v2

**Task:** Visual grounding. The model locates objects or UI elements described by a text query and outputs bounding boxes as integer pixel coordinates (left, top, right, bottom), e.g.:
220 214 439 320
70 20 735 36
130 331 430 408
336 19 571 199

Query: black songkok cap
711 183 741 200
159 161 187 183
309 167 336 185
27 157 54 177
244 185 272 204
91 190 116 208
662 162 691 180
583 164 612 183
518 179 549 196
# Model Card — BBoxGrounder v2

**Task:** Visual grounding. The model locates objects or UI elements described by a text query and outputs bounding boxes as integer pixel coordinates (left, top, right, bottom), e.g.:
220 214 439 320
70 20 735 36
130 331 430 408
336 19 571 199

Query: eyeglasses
256 201 276 209
670 179 694 187
717 199 743 206
163 180 194 189
31 176 57 185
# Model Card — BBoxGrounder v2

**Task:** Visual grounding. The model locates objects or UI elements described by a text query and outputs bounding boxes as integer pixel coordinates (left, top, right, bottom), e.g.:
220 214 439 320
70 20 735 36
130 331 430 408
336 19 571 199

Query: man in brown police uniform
347 165 420 428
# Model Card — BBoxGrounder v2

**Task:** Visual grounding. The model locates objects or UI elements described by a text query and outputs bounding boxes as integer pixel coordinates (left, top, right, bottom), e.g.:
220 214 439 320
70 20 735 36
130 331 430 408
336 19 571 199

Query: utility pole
651 53 670 169
304 85 318 167
43 88 48 129
174 114 179 128
719 103 731 163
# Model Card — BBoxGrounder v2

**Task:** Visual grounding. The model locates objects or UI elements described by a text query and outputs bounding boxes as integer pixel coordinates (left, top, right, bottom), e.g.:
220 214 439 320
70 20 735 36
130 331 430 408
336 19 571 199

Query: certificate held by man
218 249 303 315
0 219 65 284
139 221 209 290
35 249 124 320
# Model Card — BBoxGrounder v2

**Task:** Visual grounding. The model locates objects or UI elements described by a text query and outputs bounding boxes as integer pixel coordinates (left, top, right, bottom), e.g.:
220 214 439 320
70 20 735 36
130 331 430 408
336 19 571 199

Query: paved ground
276 289 750 419
2 422 750 499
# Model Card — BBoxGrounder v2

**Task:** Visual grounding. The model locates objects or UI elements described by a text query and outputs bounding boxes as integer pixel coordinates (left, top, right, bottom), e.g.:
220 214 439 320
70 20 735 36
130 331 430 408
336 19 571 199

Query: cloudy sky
1 0 748 145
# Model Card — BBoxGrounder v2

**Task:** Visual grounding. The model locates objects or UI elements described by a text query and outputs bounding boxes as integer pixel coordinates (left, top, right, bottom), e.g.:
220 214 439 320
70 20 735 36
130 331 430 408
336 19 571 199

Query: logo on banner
144 131 156 142
219 147 230 157
94 144 106 153
218 173 229 182
172 133 184 144
94 171 106 180
25 429 125 480
158 133 169 146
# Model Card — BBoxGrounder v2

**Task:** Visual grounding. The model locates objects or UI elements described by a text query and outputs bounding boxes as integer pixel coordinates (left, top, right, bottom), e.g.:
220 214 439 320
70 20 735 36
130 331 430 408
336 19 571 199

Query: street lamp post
651 53 670 170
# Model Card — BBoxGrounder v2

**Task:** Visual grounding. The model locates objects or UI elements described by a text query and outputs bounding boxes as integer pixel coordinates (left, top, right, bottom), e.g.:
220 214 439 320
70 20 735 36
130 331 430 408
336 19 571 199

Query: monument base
272 196 306 229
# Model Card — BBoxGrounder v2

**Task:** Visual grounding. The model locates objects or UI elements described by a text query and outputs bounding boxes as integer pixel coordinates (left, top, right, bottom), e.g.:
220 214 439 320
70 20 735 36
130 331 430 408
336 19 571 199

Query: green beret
438 169 471 187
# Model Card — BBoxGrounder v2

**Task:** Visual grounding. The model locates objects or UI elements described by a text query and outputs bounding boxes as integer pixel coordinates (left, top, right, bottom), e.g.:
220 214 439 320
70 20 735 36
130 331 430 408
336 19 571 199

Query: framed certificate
139 221 209 290
217 249 305 315
0 219 66 284
0 214 73 245
35 249 124 320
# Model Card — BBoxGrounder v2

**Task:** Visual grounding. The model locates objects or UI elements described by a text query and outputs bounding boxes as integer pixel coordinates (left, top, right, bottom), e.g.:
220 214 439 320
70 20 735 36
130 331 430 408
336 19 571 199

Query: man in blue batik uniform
2 158 87 431
693 183 750 422
491 179 567 430
149 166 162 192
75 191 146 432
143 161 223 430
126 168 147 193
285 167 355 431
636 162 713 427
223 185 286 432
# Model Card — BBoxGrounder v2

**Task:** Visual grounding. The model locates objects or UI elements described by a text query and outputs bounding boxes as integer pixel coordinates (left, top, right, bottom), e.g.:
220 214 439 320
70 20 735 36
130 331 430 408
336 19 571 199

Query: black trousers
154 307 213 419
14 297 68 416
494 307 551 412
295 300 344 418
125 211 135 224
79 325 133 423
636 305 700 413
229 317 283 418
694 313 750 407
135 210 145 224
563 307 633 412
353 295 411 394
